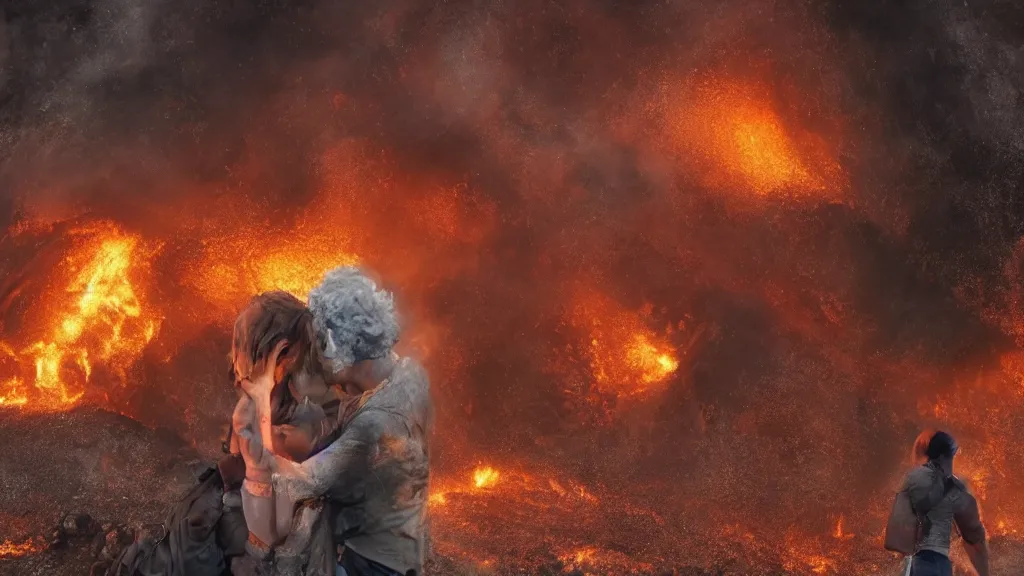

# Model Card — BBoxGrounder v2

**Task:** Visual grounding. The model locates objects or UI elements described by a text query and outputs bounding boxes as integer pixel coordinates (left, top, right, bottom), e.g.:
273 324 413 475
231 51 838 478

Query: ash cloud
1 0 1024 560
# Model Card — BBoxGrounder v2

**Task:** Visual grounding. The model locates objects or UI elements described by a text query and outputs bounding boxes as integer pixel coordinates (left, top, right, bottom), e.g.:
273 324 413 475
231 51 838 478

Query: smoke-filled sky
2 0 1024 571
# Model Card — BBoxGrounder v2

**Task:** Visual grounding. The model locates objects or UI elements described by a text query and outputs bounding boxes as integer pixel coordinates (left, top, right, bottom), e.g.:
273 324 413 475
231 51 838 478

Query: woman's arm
273 414 375 503
232 394 285 546
235 340 296 546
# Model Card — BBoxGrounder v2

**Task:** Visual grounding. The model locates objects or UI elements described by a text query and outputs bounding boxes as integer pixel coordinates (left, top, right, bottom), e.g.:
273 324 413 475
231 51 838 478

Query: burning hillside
2 0 1024 574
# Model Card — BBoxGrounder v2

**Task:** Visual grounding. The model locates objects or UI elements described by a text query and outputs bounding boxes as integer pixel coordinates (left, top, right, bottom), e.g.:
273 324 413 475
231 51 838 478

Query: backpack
107 467 228 576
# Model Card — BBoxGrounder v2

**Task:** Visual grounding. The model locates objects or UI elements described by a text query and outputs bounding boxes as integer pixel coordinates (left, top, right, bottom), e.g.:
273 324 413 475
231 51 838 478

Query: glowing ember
557 546 654 574
626 333 680 383
0 224 160 411
559 547 597 569
472 466 500 489
782 527 846 575
0 537 45 558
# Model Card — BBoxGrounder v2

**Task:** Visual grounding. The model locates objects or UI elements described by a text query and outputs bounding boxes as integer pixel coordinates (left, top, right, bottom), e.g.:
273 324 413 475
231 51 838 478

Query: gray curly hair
307 266 400 373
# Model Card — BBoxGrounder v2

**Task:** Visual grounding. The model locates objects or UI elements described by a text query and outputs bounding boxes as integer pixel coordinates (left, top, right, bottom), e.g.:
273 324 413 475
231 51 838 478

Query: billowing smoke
1 0 1023 572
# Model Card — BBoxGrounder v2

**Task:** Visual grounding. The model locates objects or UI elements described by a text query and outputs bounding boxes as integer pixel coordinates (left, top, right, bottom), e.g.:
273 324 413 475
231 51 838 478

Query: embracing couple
106 266 431 576
222 266 432 576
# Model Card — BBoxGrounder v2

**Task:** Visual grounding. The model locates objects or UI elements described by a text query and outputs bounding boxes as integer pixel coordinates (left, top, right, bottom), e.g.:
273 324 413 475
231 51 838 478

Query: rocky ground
0 407 200 576
0 405 716 576
2 407 1023 576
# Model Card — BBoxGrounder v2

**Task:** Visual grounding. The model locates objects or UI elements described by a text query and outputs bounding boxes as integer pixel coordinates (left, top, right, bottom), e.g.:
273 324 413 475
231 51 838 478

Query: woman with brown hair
235 267 432 576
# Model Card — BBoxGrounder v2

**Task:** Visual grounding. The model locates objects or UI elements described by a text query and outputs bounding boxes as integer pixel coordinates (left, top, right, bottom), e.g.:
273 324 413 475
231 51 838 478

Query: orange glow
473 466 500 489
0 378 28 407
567 289 680 396
557 546 654 574
0 224 160 411
626 333 680 383
783 531 840 575
669 77 843 201
186 231 360 307
0 537 45 558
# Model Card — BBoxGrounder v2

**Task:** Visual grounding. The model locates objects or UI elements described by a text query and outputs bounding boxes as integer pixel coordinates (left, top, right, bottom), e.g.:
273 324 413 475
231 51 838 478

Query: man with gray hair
238 266 432 576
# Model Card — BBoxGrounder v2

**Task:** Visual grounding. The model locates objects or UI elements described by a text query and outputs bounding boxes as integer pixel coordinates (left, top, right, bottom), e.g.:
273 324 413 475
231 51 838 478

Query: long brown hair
230 291 319 383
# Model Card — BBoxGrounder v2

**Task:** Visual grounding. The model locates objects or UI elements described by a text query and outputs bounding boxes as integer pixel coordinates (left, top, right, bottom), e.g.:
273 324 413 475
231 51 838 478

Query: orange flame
0 537 45 558
0 224 160 411
832 515 854 541
473 466 500 489
0 377 28 407
626 333 680 384
568 289 680 396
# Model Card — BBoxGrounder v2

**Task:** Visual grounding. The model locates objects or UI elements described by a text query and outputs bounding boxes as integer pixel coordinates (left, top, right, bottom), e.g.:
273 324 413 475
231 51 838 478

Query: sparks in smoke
186 231 360 307
668 77 843 201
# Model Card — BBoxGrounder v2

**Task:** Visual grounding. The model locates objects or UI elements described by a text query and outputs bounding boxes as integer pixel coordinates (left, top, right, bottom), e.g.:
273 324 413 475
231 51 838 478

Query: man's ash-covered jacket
273 355 433 576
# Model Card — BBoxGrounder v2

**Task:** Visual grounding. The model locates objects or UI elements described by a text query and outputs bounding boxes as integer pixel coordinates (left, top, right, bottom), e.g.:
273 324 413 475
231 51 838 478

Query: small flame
0 377 28 407
567 289 681 398
559 546 597 569
626 333 679 384
0 537 45 558
473 466 500 489
832 515 854 541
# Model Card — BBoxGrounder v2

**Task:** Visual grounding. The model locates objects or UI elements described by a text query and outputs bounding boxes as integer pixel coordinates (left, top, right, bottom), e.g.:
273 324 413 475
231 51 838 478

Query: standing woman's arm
955 492 990 576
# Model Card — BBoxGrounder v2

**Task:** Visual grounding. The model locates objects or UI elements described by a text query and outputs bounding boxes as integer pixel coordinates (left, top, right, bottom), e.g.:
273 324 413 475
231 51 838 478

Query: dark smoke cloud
1 0 1024 561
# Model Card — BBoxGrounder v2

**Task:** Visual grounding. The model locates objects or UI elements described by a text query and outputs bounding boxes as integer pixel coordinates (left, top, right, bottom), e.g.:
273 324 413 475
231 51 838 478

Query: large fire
0 0 1021 573
0 223 160 412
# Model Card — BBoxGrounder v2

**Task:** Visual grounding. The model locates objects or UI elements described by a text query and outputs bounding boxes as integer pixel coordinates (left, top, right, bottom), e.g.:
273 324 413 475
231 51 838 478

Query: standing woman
900 431 990 576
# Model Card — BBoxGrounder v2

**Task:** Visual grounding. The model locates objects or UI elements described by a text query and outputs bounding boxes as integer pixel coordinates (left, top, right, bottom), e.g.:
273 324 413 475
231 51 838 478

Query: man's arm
955 492 989 576
272 413 375 503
